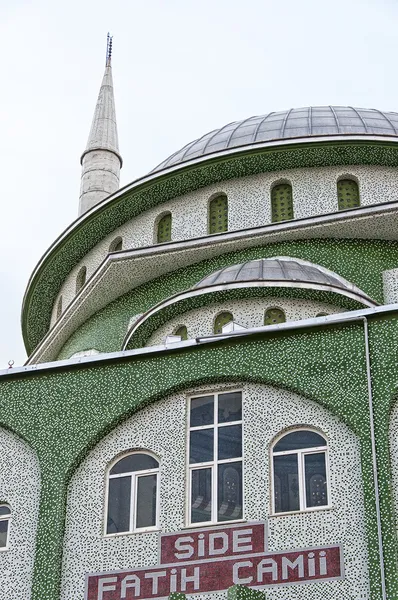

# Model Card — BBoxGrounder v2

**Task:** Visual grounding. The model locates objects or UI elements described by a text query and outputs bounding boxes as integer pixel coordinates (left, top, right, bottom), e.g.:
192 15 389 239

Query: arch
56 296 63 320
0 504 11 550
75 266 87 294
264 307 286 326
156 213 172 244
271 427 329 514
208 194 228 234
337 177 360 210
174 325 188 341
271 182 294 222
109 236 123 252
214 311 233 334
105 450 159 535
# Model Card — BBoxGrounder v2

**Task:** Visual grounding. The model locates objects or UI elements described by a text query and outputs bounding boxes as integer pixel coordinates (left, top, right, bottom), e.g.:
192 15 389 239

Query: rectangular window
188 391 243 525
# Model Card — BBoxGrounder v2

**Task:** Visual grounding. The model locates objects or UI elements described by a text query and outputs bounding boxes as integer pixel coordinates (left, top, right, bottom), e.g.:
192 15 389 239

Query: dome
152 106 398 172
194 257 376 305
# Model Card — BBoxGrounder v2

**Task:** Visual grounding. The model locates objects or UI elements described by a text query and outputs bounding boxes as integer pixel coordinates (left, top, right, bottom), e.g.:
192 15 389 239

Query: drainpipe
359 316 387 600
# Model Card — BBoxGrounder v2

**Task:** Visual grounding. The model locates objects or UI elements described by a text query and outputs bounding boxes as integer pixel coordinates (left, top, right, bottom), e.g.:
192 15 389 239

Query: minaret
79 34 123 215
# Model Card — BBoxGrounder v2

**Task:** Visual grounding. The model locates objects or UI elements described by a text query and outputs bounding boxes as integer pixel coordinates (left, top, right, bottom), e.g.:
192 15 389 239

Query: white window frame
104 451 160 537
271 428 331 516
187 390 244 527
0 504 11 551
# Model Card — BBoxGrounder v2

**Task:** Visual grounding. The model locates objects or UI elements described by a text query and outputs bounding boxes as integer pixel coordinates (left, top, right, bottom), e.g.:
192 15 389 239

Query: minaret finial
106 32 113 67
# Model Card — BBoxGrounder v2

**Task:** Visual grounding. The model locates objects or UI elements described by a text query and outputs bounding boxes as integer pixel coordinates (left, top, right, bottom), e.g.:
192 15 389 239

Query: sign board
85 522 344 600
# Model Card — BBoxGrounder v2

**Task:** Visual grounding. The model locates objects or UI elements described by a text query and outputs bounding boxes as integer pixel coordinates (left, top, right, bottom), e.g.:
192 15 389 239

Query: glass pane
136 474 157 528
218 462 242 521
218 425 242 460
157 214 172 243
191 468 212 523
338 179 360 210
190 429 214 464
305 453 328 508
0 520 8 548
218 392 242 423
110 453 158 475
0 505 10 517
264 308 286 326
273 454 300 513
274 430 326 452
271 184 293 222
190 396 214 427
106 476 131 534
209 195 228 234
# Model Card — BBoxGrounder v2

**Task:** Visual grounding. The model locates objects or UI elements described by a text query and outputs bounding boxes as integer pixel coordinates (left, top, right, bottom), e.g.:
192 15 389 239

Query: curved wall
389 402 398 536
0 428 41 600
60 382 369 600
51 164 398 327
145 298 343 346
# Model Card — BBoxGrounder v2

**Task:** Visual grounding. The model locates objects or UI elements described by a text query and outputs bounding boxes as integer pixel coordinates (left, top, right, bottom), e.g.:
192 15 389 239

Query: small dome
194 257 376 305
152 106 398 173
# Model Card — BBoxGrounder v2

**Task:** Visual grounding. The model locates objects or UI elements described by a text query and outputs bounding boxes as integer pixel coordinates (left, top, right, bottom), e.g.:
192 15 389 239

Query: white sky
1 0 397 367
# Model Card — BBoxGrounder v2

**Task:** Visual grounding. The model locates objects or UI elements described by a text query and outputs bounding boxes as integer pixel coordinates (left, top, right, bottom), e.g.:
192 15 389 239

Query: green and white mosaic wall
60 382 369 599
145 298 343 346
0 319 397 599
0 428 40 600
50 164 398 327
389 403 398 537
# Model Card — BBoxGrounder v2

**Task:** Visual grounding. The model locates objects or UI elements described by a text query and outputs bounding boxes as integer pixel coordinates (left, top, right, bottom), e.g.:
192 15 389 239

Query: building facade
1 48 398 600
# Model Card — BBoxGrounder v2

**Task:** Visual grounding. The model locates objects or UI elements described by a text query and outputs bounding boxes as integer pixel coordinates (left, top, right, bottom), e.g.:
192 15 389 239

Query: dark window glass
0 506 11 517
106 476 131 534
175 325 188 341
218 425 242 460
157 213 172 243
191 468 212 523
190 396 214 427
0 520 8 548
273 454 300 513
209 195 228 234
214 312 233 334
305 453 328 508
274 430 326 452
218 462 242 521
190 429 214 464
136 474 157 528
218 392 242 423
271 184 294 222
110 453 158 475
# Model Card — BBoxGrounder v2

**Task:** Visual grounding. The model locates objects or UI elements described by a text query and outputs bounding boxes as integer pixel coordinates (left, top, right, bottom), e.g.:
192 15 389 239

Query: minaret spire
79 34 123 215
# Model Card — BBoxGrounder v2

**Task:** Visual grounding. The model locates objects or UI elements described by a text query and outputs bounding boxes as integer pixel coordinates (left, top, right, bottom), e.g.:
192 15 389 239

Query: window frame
186 389 244 527
0 504 11 551
271 428 331 516
104 451 160 537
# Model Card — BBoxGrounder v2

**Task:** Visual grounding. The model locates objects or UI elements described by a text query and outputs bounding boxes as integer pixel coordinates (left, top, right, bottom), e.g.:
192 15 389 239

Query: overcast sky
1 0 397 367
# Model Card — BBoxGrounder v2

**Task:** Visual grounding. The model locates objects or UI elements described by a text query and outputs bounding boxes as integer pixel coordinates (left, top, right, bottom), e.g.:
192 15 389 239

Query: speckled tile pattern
60 383 369 600
146 298 342 346
51 165 398 328
0 428 40 600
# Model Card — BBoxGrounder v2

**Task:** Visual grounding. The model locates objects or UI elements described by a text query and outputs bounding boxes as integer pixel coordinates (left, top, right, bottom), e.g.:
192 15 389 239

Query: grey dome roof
194 257 376 305
152 106 398 172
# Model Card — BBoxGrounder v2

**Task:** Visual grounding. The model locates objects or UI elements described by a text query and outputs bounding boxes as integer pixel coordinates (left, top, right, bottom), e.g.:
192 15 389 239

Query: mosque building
2 36 398 600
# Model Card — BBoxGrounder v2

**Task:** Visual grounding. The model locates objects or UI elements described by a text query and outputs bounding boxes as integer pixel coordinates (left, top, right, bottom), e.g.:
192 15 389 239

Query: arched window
0 504 11 549
316 312 328 317
272 429 329 514
174 325 188 341
264 308 286 326
157 213 172 243
109 236 123 252
209 194 228 234
214 311 233 334
76 266 87 294
106 452 159 535
56 296 62 319
337 179 360 210
271 183 294 222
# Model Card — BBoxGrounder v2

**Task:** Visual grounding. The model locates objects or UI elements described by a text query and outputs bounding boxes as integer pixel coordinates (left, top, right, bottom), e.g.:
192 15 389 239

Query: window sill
181 519 247 530
104 527 160 539
269 505 333 518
